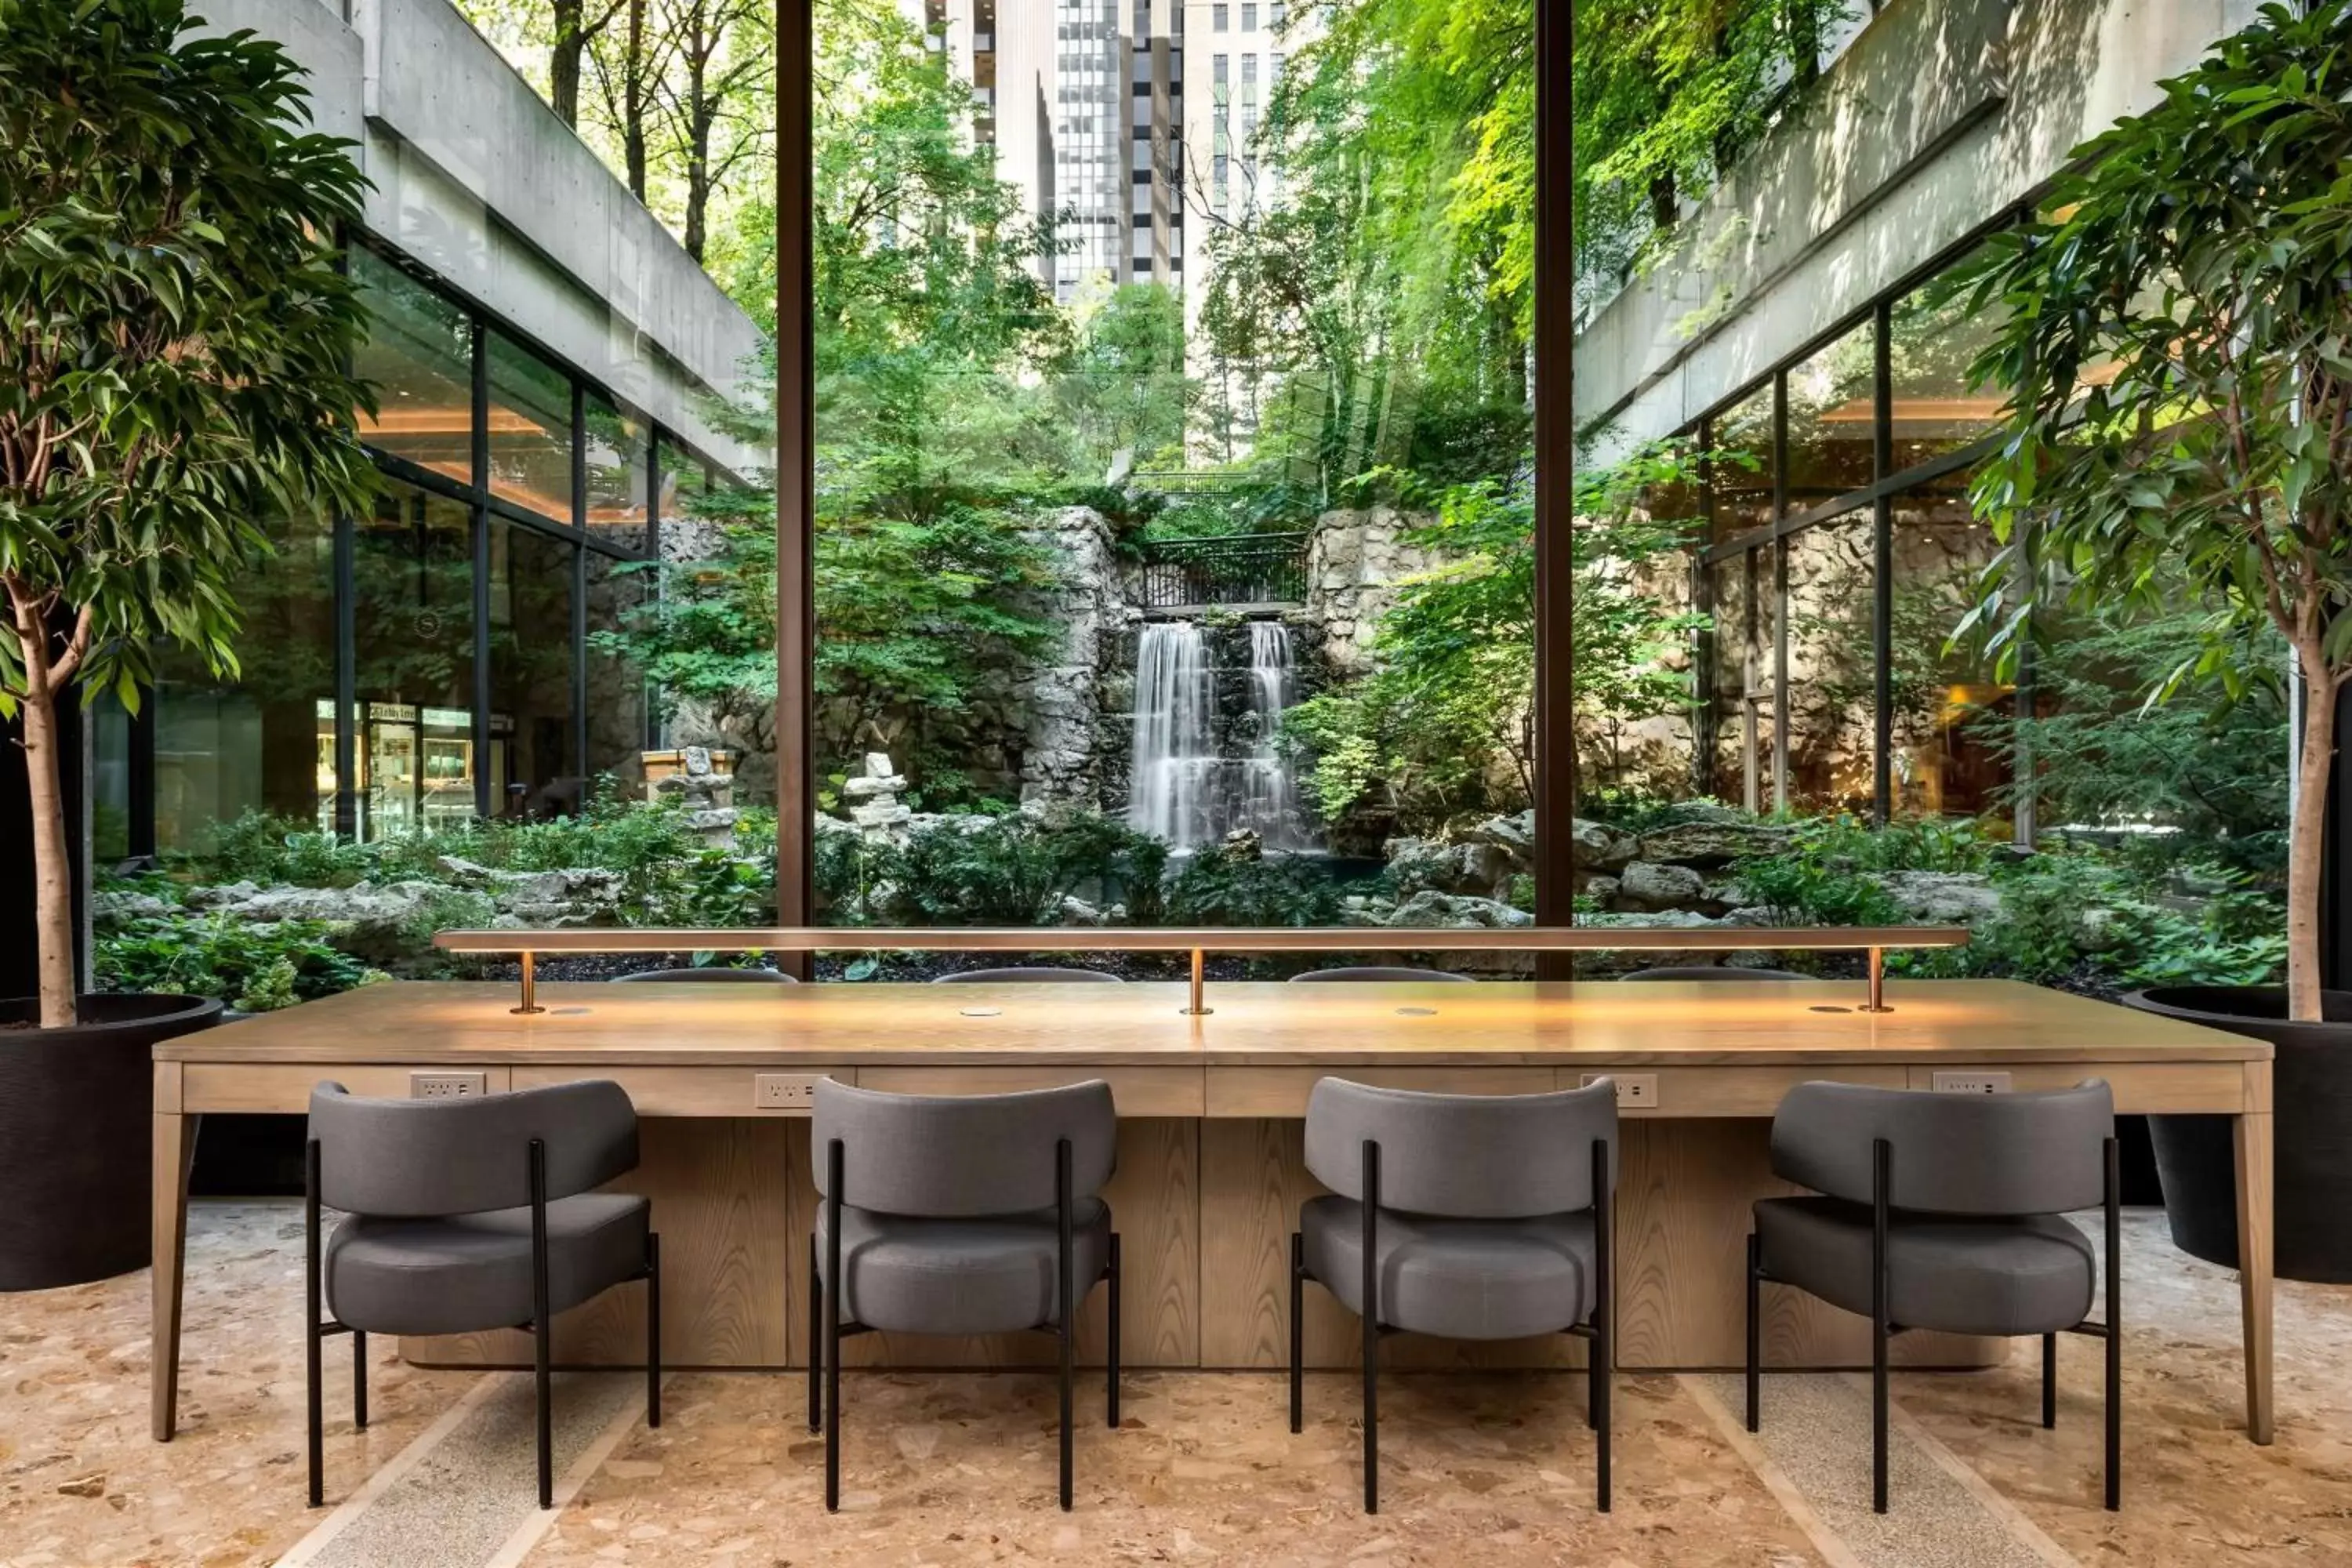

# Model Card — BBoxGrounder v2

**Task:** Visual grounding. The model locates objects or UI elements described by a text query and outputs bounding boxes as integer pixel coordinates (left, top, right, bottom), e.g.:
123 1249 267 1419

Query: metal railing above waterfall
1139 532 1311 610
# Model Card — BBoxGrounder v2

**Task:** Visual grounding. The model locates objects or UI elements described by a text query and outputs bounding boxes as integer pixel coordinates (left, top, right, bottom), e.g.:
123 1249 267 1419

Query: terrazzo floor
4 1203 2350 1567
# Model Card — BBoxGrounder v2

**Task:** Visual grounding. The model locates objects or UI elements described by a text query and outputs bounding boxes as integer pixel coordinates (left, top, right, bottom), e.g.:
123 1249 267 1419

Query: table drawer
509 1064 854 1116
1564 1064 1908 1117
183 1063 514 1112
1904 1062 2249 1112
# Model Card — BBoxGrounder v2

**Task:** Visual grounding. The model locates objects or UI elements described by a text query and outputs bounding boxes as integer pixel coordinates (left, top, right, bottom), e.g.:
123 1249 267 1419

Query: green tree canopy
1959 0 2352 1017
0 0 378 1024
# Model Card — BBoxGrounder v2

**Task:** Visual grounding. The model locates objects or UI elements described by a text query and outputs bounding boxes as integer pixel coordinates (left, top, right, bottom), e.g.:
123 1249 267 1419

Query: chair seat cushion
1754 1196 2096 1338
1301 1196 1598 1341
816 1199 1112 1336
325 1192 650 1338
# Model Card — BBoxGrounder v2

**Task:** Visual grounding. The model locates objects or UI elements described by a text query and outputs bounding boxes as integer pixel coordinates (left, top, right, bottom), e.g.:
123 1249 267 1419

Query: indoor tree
1960 1 2352 1019
0 0 378 1027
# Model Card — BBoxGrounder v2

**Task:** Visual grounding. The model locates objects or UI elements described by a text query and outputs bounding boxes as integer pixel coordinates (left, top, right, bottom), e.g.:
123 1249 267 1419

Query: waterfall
1128 619 1316 854
1129 621 1217 851
1241 622 1308 851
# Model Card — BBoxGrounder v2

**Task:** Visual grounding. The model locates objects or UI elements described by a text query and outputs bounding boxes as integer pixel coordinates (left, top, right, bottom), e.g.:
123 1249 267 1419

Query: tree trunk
2288 649 2336 1023
17 662 78 1030
551 0 586 127
624 0 649 200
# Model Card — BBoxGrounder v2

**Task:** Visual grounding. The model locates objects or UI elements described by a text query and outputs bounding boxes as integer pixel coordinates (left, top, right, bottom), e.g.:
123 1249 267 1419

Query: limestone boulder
1570 819 1639 873
1871 870 2001 924
1614 861 1707 913
1386 837 1514 900
1635 821 1793 867
1382 891 1535 929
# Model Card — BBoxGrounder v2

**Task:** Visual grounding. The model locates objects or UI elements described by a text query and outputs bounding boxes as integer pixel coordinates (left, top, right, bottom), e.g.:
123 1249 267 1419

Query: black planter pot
0 994 223 1291
2125 985 2352 1284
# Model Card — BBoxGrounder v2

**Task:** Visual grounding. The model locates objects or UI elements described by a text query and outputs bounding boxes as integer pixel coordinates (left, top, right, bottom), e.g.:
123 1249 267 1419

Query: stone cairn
654 745 740 849
844 752 912 840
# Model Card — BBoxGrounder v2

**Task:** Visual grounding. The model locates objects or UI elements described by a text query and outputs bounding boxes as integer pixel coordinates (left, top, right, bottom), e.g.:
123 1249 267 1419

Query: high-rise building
920 0 1312 307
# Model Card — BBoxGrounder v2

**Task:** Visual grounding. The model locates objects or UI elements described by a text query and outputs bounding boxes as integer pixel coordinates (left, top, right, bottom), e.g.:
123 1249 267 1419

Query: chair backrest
1303 1077 1617 1218
307 1080 639 1218
612 966 797 983
811 1077 1117 1215
1770 1080 2114 1216
931 966 1124 984
1621 965 1806 982
1289 966 1475 984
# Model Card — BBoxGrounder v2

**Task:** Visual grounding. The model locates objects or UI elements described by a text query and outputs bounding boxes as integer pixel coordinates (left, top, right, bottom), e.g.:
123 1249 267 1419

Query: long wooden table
150 978 2277 1446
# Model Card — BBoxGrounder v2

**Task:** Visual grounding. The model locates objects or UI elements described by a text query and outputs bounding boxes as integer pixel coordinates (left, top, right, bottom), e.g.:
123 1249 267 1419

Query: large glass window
352 250 474 489
489 521 579 818
1784 321 1876 510
1708 549 1769 811
585 550 651 790
1781 511 1875 814
1708 385 1776 542
354 480 477 841
586 394 653 549
150 510 338 848
487 332 575 522
1888 252 2005 477
1887 477 2011 820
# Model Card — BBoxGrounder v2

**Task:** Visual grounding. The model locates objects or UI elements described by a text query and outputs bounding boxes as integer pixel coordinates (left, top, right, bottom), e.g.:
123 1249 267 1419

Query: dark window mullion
471 318 493 821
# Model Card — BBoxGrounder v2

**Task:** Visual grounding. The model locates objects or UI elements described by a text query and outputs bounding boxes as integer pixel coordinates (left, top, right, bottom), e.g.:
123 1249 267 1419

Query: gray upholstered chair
1747 1080 2118 1513
1621 964 1806 982
303 1081 658 1511
1288 966 1475 983
612 965 797 982
1292 1077 1617 1514
931 966 1125 983
809 1078 1120 1512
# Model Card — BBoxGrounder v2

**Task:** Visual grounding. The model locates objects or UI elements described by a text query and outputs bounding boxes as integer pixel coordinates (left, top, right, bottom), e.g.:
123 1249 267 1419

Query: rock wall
1301 508 1444 678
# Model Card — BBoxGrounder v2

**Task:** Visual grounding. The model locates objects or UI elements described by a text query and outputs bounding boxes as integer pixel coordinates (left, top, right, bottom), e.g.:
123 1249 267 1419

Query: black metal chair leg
1107 1232 1123 1430
646 1232 662 1428
1057 1138 1075 1512
353 1329 367 1432
825 1139 843 1514
2042 1332 2057 1429
1746 1231 1762 1433
1362 1139 1380 1516
532 1139 553 1512
1871 1138 1890 1516
306 1138 324 1508
807 1233 822 1433
2104 1134 2122 1513
1289 1231 1305 1436
1595 1137 1612 1515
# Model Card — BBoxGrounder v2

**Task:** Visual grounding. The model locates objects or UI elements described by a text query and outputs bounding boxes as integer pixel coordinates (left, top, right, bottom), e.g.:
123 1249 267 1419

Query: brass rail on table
432 926 1969 1017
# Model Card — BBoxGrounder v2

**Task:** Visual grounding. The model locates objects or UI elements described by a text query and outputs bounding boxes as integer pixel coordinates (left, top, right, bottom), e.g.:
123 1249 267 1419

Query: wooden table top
158 978 2270 1069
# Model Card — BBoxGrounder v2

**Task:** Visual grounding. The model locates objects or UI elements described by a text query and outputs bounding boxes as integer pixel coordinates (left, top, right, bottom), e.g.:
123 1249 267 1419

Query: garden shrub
1163 853 1341 927
95 912 387 1011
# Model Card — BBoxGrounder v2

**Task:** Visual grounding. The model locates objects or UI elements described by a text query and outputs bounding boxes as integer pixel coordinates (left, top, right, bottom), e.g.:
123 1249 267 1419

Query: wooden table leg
151 1100 199 1442
2234 1059 2274 1445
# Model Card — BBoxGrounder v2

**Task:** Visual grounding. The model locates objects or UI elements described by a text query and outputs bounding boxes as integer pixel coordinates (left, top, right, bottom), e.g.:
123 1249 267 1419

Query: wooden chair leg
305 1138 325 1509
353 1329 367 1432
1746 1231 1762 1433
2042 1332 2057 1429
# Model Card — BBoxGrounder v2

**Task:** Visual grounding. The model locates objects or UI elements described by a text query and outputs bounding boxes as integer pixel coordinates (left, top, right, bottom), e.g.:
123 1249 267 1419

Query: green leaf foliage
0 0 379 710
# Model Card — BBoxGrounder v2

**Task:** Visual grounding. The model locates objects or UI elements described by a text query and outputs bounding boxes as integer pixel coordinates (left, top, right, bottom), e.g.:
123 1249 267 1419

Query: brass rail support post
514 951 546 1015
1183 946 1213 1016
1862 947 1892 1014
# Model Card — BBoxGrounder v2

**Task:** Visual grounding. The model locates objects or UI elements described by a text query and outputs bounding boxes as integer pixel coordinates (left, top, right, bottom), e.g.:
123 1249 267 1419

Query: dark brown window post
1534 0 1577 968
776 0 816 969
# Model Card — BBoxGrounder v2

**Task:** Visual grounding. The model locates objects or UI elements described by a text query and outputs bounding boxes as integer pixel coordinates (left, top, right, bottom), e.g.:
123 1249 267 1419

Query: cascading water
1240 622 1309 851
1128 619 1316 853
1129 620 1217 851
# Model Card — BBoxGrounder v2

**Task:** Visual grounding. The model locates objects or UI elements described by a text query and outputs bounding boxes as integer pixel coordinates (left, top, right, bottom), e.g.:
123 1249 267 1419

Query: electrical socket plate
1580 1072 1658 1110
411 1071 488 1100
1931 1070 2013 1095
754 1073 822 1112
